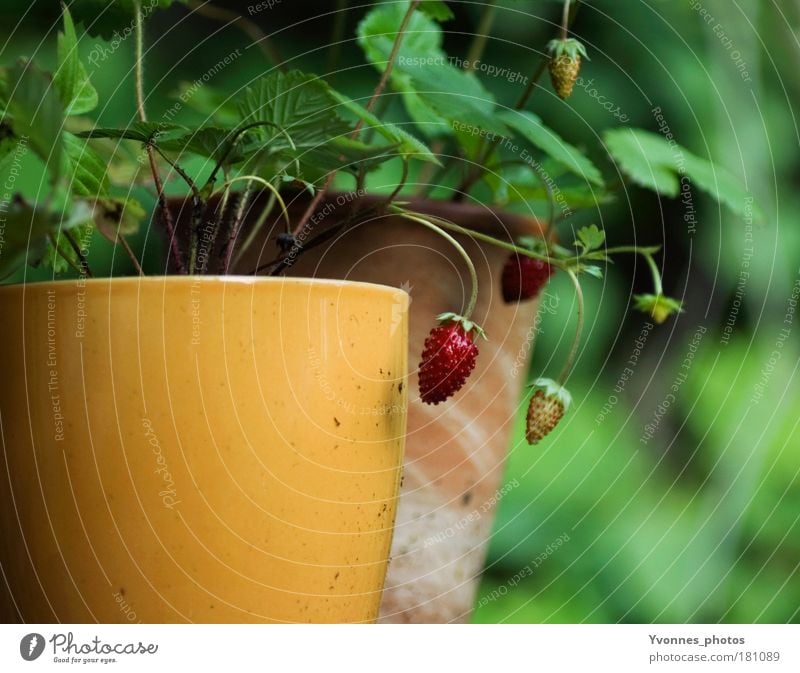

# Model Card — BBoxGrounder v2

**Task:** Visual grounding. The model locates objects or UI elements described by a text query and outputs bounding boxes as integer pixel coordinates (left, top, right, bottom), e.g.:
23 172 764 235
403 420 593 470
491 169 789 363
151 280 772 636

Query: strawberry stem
560 0 572 41
397 208 562 268
558 268 584 385
643 252 664 296
397 211 480 320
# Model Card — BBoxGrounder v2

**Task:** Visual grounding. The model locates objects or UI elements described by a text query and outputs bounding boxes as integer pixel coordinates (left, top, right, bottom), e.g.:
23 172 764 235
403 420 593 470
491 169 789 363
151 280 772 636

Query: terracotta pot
226 192 545 622
0 277 407 623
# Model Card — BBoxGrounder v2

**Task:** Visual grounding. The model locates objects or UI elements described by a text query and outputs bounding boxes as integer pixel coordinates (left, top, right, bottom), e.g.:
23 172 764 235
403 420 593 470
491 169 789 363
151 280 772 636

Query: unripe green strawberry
547 38 588 100
525 378 572 445
633 293 683 324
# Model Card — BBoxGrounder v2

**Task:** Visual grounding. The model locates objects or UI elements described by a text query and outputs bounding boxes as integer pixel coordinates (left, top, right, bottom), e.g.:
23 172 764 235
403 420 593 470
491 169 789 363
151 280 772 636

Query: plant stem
519 2 584 109
384 158 410 207
232 189 276 269
187 0 286 72
466 1 498 66
359 0 420 121
220 175 289 273
558 268 584 385
147 148 186 273
455 1 582 199
153 147 201 199
287 0 421 251
134 0 184 273
393 206 564 268
398 211 480 319
117 232 145 276
133 0 147 123
561 0 572 41
644 251 664 296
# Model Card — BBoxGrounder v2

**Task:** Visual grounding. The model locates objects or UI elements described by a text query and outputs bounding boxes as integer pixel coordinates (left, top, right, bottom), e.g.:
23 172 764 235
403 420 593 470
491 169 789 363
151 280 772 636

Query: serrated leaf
326 88 440 164
64 133 109 196
501 110 604 187
238 71 349 150
603 127 680 196
576 224 605 251
603 128 761 221
4 61 65 184
358 2 501 137
237 71 421 180
55 5 98 115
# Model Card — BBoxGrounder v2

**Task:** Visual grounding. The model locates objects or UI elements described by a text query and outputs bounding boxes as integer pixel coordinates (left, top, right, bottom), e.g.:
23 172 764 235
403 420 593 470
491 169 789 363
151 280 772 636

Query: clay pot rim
166 189 547 240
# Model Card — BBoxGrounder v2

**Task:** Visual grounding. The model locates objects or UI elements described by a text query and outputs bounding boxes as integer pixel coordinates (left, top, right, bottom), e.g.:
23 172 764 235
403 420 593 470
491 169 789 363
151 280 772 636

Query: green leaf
172 81 240 126
54 5 98 115
603 128 761 220
238 71 350 150
237 71 417 180
358 2 501 136
0 199 93 279
501 110 604 187
64 133 109 196
487 163 614 211
93 196 145 239
77 121 187 143
4 61 66 184
682 153 762 221
325 89 440 164
69 0 188 40
576 224 605 251
0 199 51 278
37 221 93 273
581 264 604 279
419 1 454 21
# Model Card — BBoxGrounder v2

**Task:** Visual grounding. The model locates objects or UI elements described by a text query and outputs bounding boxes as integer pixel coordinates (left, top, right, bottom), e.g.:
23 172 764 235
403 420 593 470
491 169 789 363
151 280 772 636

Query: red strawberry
525 378 572 444
501 254 554 303
419 313 486 405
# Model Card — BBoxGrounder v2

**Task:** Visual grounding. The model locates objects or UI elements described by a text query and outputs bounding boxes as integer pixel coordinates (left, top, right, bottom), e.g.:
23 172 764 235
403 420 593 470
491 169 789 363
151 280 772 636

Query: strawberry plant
0 0 758 442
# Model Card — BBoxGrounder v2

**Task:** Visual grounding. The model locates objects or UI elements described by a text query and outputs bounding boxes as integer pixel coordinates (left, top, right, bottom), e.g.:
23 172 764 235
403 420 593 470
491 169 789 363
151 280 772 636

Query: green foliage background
1 0 797 622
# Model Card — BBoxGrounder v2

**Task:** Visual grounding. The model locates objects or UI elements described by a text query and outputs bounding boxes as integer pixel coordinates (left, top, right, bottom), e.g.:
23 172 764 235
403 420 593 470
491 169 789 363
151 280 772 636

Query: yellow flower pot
0 277 408 623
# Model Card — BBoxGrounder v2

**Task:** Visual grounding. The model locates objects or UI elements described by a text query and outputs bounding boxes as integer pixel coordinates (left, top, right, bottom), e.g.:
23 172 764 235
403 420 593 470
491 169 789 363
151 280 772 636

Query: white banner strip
1 624 797 672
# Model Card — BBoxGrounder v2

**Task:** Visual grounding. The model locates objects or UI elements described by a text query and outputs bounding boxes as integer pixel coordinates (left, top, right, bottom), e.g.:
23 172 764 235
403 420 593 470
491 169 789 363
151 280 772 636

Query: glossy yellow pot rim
0 275 410 298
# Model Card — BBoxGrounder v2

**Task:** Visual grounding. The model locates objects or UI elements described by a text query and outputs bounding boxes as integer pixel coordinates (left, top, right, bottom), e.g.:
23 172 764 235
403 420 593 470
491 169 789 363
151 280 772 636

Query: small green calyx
547 38 589 61
437 312 488 340
529 377 572 411
633 294 683 324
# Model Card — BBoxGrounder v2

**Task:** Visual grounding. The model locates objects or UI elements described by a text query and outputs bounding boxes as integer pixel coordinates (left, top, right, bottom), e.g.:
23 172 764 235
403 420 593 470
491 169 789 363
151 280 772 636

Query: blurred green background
1 0 797 622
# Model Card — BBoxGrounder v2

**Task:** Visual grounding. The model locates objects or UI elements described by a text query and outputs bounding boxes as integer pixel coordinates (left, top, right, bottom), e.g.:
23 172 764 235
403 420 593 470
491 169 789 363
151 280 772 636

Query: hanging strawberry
547 38 588 100
419 313 486 405
525 378 572 444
